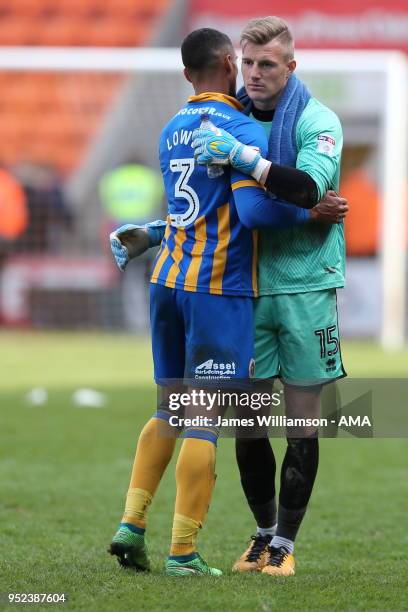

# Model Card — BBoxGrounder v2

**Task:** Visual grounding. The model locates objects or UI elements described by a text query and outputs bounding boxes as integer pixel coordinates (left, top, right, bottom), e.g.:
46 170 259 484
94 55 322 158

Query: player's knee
138 419 159 445
289 425 319 438
235 436 271 462
286 435 319 461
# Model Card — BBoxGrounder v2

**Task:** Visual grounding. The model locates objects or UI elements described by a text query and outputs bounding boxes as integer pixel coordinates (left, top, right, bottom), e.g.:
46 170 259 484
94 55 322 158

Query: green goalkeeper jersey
254 97 345 295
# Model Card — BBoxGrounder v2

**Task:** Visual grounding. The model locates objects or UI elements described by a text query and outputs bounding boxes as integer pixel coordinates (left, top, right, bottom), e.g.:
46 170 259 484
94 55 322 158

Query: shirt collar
187 92 243 111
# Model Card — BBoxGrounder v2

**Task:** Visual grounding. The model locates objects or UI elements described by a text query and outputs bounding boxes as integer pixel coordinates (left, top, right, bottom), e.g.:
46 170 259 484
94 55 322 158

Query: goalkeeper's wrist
229 143 264 177
250 157 271 183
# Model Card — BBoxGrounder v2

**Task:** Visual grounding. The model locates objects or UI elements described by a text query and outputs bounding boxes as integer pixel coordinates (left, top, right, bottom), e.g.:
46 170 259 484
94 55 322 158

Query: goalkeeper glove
191 128 270 181
109 220 166 271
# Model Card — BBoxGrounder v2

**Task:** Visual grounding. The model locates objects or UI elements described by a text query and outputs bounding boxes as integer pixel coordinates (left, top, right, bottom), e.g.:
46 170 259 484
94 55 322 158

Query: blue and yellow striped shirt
151 93 270 297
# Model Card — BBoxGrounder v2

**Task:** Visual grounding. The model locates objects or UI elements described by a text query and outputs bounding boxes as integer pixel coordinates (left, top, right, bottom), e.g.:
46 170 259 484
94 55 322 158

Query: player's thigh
150 283 185 382
180 291 254 381
277 289 346 386
253 296 279 379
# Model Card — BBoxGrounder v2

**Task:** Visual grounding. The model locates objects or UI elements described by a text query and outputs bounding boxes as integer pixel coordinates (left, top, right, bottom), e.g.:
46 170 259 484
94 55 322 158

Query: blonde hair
240 16 294 61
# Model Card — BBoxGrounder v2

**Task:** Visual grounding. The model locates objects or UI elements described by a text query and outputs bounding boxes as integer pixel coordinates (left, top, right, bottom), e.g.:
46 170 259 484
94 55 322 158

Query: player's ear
221 52 231 74
287 59 297 77
184 67 192 83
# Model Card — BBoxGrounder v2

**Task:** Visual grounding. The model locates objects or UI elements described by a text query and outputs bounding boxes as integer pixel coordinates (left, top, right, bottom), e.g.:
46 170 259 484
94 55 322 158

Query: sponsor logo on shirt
195 359 236 379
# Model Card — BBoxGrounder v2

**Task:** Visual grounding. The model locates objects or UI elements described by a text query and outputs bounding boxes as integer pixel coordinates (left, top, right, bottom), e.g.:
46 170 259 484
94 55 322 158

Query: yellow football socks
121 417 176 529
122 487 152 530
170 514 202 556
170 438 216 556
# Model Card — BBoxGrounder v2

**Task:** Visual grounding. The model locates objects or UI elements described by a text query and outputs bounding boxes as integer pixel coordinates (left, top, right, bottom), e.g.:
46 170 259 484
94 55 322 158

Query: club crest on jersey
317 134 336 157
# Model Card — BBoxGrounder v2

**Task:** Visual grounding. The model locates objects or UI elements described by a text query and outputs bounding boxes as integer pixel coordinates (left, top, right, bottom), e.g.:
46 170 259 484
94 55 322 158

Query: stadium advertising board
189 0 408 52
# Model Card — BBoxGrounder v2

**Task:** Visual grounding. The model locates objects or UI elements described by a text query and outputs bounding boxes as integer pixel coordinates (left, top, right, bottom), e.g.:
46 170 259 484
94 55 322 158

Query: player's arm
217 123 310 229
192 127 318 208
295 104 343 201
110 220 166 271
231 170 311 230
203 121 344 229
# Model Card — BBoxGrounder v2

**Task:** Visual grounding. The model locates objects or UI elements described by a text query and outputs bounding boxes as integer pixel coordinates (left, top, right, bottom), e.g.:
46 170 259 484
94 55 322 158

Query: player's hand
309 191 349 224
109 220 166 271
192 128 261 175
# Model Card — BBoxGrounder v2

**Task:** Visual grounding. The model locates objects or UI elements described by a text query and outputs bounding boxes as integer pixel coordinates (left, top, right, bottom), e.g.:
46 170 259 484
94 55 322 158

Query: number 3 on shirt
169 158 199 227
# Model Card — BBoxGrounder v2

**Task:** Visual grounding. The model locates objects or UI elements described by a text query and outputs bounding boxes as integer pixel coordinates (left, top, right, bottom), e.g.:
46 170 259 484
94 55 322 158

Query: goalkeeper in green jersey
192 16 346 577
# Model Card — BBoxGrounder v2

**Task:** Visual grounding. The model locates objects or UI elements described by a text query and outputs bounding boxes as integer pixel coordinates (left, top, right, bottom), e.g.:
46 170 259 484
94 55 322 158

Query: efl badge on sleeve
317 134 336 157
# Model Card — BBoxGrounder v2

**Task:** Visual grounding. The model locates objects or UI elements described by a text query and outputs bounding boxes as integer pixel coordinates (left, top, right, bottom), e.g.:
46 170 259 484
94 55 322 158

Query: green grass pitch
1 332 407 611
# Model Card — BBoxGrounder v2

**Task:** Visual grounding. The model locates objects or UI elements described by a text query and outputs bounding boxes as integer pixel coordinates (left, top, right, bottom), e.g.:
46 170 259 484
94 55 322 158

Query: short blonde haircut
240 16 294 61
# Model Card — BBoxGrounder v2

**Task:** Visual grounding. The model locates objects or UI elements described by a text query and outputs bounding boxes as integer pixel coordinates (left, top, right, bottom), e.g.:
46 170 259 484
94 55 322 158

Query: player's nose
248 63 262 80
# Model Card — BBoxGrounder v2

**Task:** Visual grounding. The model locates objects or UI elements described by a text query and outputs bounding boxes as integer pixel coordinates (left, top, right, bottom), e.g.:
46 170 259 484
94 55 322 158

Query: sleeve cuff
251 157 270 182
